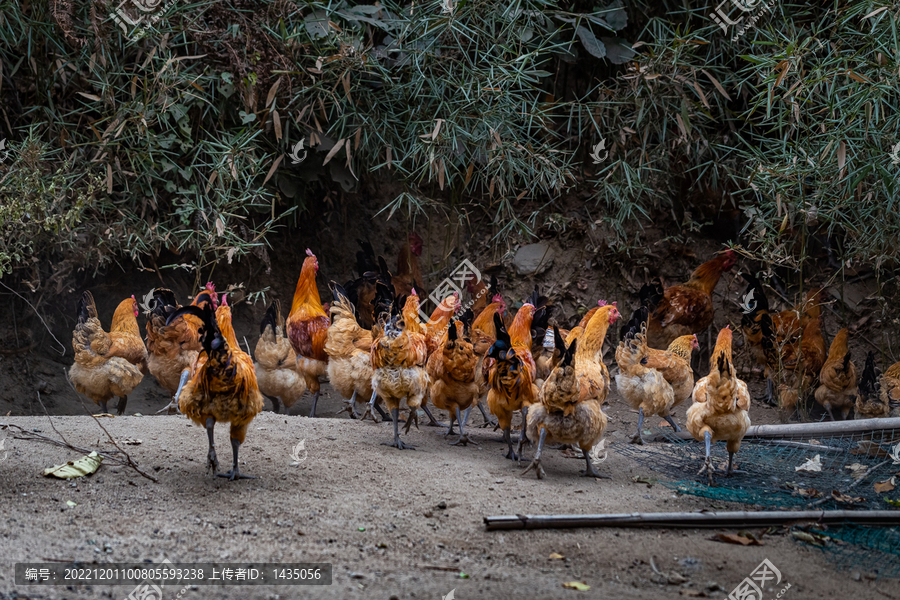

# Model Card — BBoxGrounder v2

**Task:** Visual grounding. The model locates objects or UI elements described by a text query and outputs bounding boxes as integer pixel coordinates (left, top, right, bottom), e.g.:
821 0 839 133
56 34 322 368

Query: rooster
572 301 620 414
286 249 330 417
427 320 479 445
145 284 219 414
463 297 506 427
686 326 751 485
69 291 147 415
523 334 609 479
365 293 430 449
486 304 538 461
814 328 858 420
325 284 390 421
168 295 264 479
647 250 737 349
254 300 307 414
855 352 888 419
616 307 697 444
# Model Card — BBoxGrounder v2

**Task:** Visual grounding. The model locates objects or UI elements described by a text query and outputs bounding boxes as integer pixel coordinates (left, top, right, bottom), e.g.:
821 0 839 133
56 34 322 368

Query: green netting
614 425 900 577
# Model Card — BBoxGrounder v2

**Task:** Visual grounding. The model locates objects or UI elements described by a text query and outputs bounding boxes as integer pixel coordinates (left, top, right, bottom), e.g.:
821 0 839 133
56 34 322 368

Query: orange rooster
572 301 620 414
69 291 147 415
286 249 330 418
254 300 307 414
145 284 218 413
463 297 506 427
686 326 751 485
168 295 264 479
616 307 697 444
486 304 538 461
814 328 858 421
523 333 609 479
365 293 430 449
647 250 737 348
427 320 479 445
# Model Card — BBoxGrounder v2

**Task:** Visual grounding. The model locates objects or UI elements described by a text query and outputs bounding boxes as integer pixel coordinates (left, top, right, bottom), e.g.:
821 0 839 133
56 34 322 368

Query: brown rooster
69 291 147 415
523 334 609 479
647 250 737 348
365 294 430 449
814 328 858 420
686 326 751 485
427 320 479 445
486 304 538 461
286 249 330 417
145 284 218 414
168 295 264 479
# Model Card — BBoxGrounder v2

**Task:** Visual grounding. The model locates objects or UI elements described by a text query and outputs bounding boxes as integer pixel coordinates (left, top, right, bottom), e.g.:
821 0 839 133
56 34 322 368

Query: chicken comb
491 293 504 304
205 282 215 291
411 287 418 296
306 248 315 257
598 299 607 306
221 293 228 307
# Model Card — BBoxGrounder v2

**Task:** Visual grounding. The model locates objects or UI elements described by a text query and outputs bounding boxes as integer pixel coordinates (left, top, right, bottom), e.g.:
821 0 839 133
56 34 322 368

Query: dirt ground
1 386 898 600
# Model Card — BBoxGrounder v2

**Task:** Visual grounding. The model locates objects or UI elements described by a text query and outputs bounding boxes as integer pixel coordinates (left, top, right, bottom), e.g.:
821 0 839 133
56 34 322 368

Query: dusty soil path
2 394 898 600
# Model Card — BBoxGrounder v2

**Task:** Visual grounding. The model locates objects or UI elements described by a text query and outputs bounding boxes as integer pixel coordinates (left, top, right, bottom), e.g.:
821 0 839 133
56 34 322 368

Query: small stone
512 243 555 275
437 501 447 510
851 572 861 581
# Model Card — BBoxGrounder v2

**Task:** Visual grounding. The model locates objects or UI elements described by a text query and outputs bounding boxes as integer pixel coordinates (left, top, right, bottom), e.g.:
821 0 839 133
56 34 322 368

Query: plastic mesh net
614 425 900 576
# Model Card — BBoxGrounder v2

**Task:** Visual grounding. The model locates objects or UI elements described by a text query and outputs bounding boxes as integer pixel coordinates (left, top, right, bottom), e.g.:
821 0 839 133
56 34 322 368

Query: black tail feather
260 300 280 335
859 351 880 399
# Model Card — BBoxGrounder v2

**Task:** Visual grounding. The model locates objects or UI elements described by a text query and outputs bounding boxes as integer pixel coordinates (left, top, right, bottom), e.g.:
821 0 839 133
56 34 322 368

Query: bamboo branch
657 418 900 441
484 510 900 531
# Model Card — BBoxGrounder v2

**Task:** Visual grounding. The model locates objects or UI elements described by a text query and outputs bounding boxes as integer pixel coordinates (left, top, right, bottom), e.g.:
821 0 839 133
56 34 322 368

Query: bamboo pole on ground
656 417 900 442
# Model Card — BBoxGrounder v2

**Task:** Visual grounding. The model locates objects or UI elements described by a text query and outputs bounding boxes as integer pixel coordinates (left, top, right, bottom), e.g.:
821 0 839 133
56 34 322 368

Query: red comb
205 282 215 291
306 248 314 257
598 299 607 306
411 288 417 296
221 294 228 307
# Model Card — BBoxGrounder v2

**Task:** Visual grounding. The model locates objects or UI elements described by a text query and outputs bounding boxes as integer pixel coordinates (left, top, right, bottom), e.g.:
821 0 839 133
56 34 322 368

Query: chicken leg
521 428 547 479
451 406 470 446
697 430 714 485
630 407 646 444
309 390 320 419
98 401 109 415
217 437 255 480
382 408 414 450
502 427 518 461
205 417 219 475
515 406 530 462
663 415 680 432
157 368 189 414
421 405 444 427
445 411 457 436
116 396 128 416
269 395 283 414
581 447 610 479
725 451 747 476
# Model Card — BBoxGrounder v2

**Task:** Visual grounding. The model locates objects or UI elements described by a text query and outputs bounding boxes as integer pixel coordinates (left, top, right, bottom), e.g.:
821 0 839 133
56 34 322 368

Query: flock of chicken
67 238 900 483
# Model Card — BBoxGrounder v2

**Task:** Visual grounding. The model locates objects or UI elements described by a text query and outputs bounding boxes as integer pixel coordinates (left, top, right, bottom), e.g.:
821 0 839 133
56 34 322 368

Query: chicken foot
663 415 680 432
462 401 498 429
697 430 714 485
451 406 471 446
217 437 256 480
521 428 547 479
581 446 610 479
336 390 360 419
269 395 283 414
382 408 415 450
98 401 109 415
725 451 747 476
205 417 219 476
630 407 646 445
157 368 189 415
